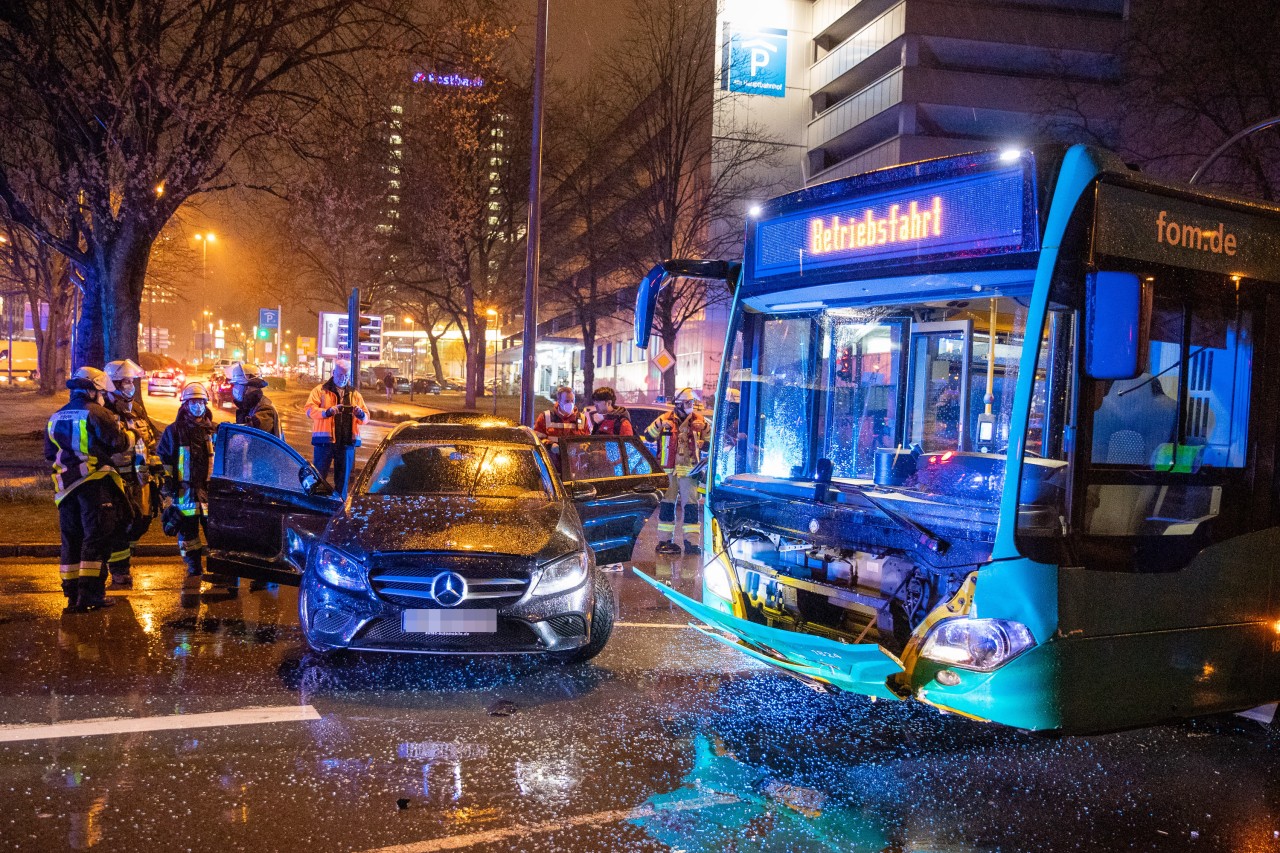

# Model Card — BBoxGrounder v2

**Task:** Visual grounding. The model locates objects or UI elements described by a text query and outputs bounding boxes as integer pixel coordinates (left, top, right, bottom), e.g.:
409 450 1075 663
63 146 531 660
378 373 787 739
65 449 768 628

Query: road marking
614 621 692 629
0 704 320 743
361 793 739 853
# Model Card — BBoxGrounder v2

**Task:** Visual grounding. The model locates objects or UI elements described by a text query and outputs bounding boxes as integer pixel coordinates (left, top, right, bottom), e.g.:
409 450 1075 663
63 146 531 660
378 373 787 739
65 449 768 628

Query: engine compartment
726 531 974 655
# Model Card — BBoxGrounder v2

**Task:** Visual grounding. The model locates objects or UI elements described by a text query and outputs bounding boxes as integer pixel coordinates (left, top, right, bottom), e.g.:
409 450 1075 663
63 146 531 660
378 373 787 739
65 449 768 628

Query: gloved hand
324 406 338 418
355 407 367 420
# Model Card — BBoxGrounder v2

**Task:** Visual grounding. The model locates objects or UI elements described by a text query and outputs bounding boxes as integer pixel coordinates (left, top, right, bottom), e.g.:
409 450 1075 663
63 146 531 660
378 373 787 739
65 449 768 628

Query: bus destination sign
752 165 1032 280
1094 183 1280 281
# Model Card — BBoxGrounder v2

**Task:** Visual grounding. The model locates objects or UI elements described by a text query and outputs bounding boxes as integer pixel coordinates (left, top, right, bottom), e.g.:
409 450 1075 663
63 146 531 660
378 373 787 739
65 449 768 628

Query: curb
0 542 179 560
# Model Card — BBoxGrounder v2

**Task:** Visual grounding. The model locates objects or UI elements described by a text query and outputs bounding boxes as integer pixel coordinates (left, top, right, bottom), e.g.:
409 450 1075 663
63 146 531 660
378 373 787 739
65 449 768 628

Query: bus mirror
634 263 668 349
1085 271 1145 380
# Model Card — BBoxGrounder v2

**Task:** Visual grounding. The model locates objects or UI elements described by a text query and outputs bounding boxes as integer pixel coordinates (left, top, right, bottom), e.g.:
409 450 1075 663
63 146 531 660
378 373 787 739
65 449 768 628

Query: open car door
206 424 342 586
557 435 669 565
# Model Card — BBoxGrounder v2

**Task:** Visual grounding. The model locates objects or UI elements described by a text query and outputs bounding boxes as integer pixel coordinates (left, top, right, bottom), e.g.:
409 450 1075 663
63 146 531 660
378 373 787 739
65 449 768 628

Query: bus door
906 321 972 452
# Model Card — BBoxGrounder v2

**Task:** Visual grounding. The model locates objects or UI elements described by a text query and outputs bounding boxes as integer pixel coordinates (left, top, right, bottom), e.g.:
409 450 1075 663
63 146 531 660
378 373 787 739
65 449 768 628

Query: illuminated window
488 172 499 181
391 149 402 159
390 120 401 129
488 201 500 211
489 157 501 166
489 186 498 195
391 105 403 114
388 180 400 189
387 195 399 204
389 135 402 145
488 216 499 226
388 165 400 174
492 143 503 153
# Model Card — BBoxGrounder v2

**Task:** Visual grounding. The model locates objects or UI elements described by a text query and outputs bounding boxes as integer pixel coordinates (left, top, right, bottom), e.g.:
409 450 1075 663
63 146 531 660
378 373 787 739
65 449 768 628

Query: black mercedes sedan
204 421 668 661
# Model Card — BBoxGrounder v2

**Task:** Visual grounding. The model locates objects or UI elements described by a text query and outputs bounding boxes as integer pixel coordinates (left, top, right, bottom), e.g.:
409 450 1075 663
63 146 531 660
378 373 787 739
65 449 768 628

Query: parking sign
259 308 279 329
722 27 787 98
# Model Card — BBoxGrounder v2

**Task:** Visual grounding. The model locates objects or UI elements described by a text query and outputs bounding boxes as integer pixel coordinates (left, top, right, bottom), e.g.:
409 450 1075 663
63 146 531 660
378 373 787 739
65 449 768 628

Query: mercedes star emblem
431 571 467 608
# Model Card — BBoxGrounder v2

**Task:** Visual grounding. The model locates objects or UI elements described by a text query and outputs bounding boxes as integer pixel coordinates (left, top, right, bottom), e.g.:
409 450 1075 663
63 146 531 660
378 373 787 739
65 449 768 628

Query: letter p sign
724 27 787 98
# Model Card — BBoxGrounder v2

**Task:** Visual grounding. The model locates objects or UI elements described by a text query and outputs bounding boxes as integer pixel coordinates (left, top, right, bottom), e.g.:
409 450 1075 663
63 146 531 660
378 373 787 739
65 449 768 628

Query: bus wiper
832 482 949 555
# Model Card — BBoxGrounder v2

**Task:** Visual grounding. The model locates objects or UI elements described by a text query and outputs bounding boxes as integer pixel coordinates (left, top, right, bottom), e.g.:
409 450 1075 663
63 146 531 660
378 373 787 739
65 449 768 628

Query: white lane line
0 704 320 743
614 621 693 629
361 793 739 853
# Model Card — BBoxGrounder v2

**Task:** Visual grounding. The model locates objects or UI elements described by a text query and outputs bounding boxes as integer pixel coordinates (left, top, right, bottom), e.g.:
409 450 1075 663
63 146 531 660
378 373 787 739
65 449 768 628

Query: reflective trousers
58 478 123 582
657 474 700 541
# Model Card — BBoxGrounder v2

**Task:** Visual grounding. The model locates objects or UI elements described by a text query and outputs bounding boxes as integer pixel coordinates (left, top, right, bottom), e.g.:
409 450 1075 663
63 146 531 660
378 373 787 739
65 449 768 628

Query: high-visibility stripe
78 561 102 579
657 522 676 533
682 524 700 534
178 446 189 482
58 565 78 580
108 549 132 563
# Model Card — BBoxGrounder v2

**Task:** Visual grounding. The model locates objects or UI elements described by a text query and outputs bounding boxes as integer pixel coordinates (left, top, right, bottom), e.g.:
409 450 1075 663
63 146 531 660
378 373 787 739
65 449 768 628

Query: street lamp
487 308 499 416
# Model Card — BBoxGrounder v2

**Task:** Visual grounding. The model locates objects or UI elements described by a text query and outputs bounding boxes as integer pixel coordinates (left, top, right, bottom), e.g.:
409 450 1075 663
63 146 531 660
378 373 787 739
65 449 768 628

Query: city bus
633 145 1280 733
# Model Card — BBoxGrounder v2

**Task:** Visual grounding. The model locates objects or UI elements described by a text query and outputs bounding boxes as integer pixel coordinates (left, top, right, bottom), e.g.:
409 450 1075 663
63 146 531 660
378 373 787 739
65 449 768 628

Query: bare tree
0 220 74 393
1039 0 1280 199
0 0 413 369
604 0 784 398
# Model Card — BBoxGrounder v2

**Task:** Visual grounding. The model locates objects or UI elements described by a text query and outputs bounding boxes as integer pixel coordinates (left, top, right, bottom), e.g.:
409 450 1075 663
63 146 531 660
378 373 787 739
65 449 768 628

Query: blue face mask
188 402 207 418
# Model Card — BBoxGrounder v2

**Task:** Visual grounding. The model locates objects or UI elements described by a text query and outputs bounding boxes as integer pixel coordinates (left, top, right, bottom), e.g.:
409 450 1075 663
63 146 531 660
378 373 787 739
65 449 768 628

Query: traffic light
256 326 270 340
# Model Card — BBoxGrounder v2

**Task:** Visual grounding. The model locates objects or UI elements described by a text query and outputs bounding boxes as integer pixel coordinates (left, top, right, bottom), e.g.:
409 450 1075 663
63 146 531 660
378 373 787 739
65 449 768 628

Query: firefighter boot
61 579 80 614
76 567 116 612
183 552 203 577
109 556 133 588
655 540 682 555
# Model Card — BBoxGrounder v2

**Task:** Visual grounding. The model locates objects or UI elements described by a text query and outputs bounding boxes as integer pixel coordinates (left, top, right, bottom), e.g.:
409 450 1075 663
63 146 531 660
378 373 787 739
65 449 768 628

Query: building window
388 165 400 174
387 195 399 204
488 201 500 211
488 215 499 225
391 105 403 114
388 180 400 189
389 134 402 145
489 171 500 181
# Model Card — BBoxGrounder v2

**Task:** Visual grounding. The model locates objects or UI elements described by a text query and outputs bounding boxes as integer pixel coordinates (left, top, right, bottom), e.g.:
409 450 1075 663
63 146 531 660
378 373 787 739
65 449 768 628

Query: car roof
389 421 536 445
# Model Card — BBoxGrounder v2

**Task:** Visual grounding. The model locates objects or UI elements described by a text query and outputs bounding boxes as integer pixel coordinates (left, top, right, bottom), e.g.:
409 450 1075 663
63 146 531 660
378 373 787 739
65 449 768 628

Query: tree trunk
429 333 445 383
580 318 596 402
73 273 102 371
100 233 151 362
36 291 71 394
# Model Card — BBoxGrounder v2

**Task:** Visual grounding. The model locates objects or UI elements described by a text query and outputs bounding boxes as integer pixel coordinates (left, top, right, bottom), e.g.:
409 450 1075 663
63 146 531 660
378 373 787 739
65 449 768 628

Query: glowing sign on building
412 72 484 88
750 165 1034 280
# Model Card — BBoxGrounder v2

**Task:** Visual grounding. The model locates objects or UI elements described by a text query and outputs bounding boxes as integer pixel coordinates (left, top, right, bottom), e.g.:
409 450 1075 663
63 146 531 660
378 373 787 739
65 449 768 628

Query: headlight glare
533 553 588 596
920 617 1035 672
703 558 735 602
315 545 368 592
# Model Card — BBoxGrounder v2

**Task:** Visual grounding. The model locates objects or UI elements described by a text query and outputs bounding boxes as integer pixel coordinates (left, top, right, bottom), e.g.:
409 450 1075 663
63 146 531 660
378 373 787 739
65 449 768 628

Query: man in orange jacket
305 360 368 493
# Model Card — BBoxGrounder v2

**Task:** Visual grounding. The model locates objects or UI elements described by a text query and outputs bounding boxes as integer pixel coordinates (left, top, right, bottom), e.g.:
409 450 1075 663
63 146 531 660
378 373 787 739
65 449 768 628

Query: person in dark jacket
103 359 162 588
228 362 281 437
45 366 136 612
157 383 217 578
588 386 634 436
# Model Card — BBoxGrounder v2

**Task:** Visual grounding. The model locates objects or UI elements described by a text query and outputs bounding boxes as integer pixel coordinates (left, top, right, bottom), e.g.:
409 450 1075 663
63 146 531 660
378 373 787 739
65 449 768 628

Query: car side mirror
1085 271 1148 379
300 467 334 497
566 482 597 501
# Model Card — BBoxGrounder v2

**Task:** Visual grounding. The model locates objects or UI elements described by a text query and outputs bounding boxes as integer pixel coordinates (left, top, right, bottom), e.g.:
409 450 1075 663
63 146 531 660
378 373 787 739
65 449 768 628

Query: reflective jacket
157 413 215 516
235 380 281 438
305 380 368 445
644 410 709 474
44 391 133 504
534 407 589 440
105 393 161 479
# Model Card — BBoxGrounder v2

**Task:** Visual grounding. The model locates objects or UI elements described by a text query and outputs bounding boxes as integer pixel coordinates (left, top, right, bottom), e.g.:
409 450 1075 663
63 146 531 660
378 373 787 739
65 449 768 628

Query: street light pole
487 308 499 416
520 0 549 428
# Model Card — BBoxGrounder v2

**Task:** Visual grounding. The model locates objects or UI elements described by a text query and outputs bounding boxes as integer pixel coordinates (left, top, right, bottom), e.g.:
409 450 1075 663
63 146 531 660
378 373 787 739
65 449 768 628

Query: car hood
326 495 582 560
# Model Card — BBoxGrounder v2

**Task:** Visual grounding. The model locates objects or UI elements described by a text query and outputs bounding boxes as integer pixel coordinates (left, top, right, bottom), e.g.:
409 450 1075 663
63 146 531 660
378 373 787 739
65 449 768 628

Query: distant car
412 377 443 394
208 367 235 409
146 366 185 397
440 376 465 392
204 422 668 660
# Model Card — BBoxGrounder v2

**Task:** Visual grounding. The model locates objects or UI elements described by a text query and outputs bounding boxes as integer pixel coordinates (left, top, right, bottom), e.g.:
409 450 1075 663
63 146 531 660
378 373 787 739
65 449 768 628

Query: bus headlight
316 545 368 592
534 553 588 596
703 559 735 602
920 618 1035 672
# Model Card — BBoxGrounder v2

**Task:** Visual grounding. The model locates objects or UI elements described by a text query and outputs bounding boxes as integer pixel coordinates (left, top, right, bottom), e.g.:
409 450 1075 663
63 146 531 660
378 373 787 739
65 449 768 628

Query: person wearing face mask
305 359 368 492
645 388 710 555
156 383 217 579
228 362 281 437
587 387 633 436
533 386 590 445
102 359 162 588
45 366 136 612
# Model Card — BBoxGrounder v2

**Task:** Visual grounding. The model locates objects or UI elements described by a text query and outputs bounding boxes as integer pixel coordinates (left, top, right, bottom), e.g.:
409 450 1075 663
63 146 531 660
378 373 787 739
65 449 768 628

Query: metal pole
492 327 499 416
1190 115 1280 184
520 0 549 428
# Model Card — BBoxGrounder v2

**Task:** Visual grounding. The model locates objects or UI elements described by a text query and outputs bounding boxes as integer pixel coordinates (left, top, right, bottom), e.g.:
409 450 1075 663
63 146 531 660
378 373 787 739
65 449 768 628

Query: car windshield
363 442 552 499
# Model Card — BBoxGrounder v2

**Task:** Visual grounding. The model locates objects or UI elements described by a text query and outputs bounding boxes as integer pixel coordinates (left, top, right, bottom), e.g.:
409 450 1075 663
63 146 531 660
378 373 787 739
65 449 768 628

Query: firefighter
45 366 136 612
587 386 634 436
645 388 710 555
228 362 281 437
157 383 216 578
103 359 161 588
305 359 368 492
533 386 590 444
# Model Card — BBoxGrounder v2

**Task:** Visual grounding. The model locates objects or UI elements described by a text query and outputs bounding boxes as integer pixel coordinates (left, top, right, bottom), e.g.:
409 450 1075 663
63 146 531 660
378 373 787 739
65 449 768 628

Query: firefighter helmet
673 388 698 406
69 366 116 394
227 362 261 385
180 382 210 402
104 359 145 381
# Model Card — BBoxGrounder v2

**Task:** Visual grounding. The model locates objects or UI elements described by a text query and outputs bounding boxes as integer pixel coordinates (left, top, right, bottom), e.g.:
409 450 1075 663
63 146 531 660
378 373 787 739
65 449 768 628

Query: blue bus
633 145 1280 732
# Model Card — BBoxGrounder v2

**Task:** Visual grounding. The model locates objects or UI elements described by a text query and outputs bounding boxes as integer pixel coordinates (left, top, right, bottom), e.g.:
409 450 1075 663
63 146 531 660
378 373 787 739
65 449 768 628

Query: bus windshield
714 292 1040 524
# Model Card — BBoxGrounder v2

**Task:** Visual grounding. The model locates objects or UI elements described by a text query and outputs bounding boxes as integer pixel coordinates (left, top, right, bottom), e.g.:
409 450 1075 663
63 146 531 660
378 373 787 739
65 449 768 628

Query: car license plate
402 609 497 634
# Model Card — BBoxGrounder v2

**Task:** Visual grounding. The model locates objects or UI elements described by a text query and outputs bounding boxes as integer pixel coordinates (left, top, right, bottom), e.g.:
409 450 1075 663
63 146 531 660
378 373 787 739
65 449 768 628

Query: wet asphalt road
5 522 1280 853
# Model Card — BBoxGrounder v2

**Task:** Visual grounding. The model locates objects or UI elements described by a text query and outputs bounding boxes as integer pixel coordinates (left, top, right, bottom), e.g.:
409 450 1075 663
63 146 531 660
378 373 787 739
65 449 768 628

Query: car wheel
550 571 614 664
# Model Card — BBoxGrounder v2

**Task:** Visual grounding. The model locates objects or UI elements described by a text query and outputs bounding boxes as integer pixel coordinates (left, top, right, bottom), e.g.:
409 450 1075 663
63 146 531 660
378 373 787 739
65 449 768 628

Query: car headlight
315 545 368 592
703 558 735 602
920 617 1035 672
533 553 588 596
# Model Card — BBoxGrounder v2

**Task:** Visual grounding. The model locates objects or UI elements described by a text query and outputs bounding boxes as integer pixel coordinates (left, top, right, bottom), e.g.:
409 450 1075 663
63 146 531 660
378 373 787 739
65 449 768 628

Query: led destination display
751 165 1034 281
